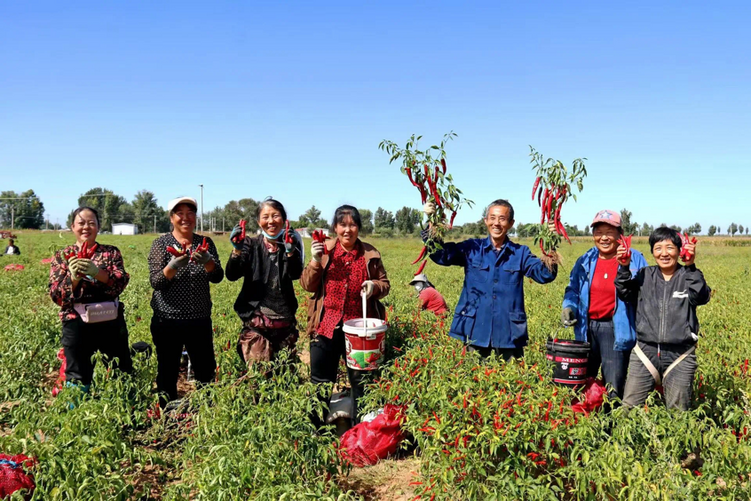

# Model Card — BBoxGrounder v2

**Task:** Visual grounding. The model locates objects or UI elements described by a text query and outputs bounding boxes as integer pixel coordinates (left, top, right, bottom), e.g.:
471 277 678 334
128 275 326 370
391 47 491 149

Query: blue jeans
588 319 631 400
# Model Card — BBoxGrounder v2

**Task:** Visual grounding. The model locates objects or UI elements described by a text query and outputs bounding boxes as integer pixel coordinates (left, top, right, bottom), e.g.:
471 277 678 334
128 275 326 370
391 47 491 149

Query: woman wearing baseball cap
560 210 648 402
147 196 224 407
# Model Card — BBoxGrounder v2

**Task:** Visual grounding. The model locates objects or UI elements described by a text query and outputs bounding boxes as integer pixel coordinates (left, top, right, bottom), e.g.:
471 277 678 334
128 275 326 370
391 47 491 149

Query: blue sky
2 1 749 232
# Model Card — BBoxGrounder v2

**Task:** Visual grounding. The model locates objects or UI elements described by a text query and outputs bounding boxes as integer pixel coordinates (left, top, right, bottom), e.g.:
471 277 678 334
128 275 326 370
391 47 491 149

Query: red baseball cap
590 210 621 228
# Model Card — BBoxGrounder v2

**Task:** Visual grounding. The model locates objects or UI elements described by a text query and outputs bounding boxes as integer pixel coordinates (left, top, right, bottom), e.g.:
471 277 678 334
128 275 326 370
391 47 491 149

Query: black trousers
151 316 216 406
61 311 132 386
310 327 370 427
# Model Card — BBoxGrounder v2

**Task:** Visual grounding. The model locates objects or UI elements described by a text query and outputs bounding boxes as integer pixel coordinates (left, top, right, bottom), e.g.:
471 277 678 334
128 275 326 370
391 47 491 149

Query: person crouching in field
225 198 304 367
49 206 132 395
148 197 224 408
409 273 449 316
561 210 648 401
300 205 390 427
615 227 711 410
424 199 560 360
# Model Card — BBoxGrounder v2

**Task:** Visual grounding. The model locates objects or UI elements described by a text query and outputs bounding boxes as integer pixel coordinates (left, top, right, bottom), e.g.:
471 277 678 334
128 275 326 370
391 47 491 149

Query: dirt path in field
341 457 421 500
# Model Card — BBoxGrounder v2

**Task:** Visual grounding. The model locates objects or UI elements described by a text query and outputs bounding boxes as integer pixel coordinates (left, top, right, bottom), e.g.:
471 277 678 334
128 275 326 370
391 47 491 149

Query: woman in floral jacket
49 206 132 393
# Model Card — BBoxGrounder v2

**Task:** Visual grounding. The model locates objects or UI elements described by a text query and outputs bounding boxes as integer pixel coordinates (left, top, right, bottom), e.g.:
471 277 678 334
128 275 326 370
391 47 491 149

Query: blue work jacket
430 236 557 349
562 246 648 351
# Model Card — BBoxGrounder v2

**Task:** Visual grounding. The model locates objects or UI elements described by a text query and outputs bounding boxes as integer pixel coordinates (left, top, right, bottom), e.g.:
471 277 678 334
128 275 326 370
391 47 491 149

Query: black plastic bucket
546 338 591 386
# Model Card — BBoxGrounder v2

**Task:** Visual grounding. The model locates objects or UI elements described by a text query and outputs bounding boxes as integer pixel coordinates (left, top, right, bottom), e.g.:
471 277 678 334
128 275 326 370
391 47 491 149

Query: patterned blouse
49 242 130 322
148 233 224 320
317 242 369 339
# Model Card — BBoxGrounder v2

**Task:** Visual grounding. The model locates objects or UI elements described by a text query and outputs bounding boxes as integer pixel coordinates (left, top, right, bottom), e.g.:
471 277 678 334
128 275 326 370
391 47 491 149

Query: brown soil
341 457 422 501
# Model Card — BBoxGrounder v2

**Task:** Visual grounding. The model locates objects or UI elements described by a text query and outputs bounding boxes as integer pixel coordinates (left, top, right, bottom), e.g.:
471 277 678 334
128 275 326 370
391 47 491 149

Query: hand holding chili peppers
679 233 698 264
616 235 633 265
190 237 212 265
616 235 632 266
166 240 191 270
380 132 474 276
529 146 587 259
311 230 328 255
283 220 294 254
73 258 101 278
230 220 246 250
64 242 99 279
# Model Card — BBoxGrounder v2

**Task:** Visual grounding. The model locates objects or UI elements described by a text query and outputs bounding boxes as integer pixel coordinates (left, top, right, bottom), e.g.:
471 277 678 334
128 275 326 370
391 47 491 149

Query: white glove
423 202 436 216
361 280 375 298
311 242 325 262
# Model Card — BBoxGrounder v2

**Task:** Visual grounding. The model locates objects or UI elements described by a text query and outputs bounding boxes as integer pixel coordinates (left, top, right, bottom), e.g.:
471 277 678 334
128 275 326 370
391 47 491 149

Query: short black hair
257 197 287 222
331 205 361 232
485 199 515 221
649 226 682 252
8 239 14 244
71 206 101 228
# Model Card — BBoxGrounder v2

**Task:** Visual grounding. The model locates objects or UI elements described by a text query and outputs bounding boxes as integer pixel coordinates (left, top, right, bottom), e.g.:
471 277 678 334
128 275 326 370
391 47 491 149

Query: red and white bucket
343 318 387 371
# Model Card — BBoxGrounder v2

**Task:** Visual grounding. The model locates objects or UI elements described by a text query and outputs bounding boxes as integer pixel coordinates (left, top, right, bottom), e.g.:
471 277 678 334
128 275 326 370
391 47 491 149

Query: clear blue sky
2 1 749 233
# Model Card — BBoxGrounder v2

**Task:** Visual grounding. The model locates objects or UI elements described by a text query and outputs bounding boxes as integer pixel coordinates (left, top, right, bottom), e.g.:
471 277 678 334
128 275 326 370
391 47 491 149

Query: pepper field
1 232 751 500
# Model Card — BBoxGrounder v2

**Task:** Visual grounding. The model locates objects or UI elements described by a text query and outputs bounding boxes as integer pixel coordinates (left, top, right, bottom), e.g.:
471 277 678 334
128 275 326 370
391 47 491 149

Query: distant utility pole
198 184 204 232
11 206 14 230
153 214 157 234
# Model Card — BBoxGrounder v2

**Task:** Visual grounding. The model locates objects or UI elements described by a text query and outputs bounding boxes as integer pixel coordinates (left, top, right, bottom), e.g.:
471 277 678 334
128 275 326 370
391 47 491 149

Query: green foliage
0 189 45 229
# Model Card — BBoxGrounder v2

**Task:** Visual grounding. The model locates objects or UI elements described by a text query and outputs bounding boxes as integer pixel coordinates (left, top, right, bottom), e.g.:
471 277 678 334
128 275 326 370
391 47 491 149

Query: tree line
2 190 749 237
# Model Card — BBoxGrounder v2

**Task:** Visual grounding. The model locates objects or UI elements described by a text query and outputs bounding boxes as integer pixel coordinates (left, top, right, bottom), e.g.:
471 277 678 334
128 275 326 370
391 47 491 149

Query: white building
112 223 138 235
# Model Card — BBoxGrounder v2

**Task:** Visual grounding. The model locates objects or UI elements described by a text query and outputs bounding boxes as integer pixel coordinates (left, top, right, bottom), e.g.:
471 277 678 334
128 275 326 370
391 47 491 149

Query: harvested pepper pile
529 146 587 259
380 132 474 275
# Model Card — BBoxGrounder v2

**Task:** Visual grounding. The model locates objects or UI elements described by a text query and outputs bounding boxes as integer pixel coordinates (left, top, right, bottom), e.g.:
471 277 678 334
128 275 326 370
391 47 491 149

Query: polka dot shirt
148 233 224 320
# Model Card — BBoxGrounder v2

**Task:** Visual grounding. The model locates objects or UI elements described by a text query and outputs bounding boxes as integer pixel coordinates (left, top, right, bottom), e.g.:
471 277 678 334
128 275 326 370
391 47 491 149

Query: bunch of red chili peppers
617 235 632 265
529 147 587 258
380 133 474 276
165 238 209 262
64 241 98 261
231 220 246 246
311 229 329 254
679 232 698 262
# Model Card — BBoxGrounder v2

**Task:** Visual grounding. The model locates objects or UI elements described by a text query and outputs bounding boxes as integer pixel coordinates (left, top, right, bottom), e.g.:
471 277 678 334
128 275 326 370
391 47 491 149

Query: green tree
739 225 744 235
619 209 638 235
70 188 128 232
395 206 418 234
300 205 325 230
0 190 45 229
728 223 738 237
707 225 717 237
223 198 260 232
374 207 395 231
131 190 169 233
358 209 374 236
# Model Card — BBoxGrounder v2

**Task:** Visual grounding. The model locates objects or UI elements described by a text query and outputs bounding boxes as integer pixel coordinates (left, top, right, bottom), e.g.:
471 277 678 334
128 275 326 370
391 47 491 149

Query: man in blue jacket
561 210 648 400
424 199 559 360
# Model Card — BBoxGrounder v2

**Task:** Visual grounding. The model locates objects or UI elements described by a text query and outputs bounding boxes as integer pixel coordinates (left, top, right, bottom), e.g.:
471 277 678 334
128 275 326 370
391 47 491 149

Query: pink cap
591 209 621 228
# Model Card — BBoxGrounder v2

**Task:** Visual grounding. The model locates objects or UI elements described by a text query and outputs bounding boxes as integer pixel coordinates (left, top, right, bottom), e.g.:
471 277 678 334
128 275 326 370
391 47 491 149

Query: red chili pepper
166 246 183 257
432 411 441 424
312 230 329 254
412 246 427 265
617 235 632 265
232 219 247 245
449 211 457 229
531 177 541 201
414 260 427 276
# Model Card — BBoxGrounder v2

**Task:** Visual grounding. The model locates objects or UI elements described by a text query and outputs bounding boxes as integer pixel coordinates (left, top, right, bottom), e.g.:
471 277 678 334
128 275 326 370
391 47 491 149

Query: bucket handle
361 290 368 338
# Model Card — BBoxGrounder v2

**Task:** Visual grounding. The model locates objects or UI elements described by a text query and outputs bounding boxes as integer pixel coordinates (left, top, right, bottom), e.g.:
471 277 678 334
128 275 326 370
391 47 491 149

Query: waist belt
633 343 696 386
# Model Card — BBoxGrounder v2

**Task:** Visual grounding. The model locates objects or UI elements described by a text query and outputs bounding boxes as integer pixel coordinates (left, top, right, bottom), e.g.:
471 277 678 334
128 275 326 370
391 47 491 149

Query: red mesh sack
51 348 66 397
339 404 405 467
0 454 36 498
571 379 607 415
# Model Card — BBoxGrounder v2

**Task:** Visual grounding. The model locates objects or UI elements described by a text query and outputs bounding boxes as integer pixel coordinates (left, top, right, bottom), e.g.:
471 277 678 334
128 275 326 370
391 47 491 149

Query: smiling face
335 215 360 249
652 239 680 274
484 205 514 243
170 204 197 235
71 209 99 245
258 205 284 238
592 223 621 258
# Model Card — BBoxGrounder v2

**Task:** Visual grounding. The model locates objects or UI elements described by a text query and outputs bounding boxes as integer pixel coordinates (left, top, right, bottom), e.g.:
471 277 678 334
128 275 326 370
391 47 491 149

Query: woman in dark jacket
300 205 390 426
226 198 304 366
148 196 224 407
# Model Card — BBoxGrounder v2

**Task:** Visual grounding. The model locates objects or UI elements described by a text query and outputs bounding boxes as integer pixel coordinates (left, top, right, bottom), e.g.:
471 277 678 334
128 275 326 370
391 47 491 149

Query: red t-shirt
588 257 619 320
418 287 448 316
